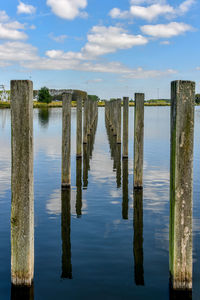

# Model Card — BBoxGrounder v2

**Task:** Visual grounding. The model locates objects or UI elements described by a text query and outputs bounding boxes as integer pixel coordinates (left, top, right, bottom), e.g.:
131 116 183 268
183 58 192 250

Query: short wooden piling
76 96 82 158
134 93 144 189
170 80 195 290
11 80 34 286
62 92 71 188
123 97 129 158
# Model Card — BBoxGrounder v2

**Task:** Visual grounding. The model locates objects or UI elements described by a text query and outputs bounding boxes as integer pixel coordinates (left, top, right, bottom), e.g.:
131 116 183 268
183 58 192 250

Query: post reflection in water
169 288 192 300
61 188 72 279
38 108 51 128
115 144 121 188
122 159 129 220
133 189 144 286
105 117 121 188
76 158 82 217
11 284 34 300
83 143 89 189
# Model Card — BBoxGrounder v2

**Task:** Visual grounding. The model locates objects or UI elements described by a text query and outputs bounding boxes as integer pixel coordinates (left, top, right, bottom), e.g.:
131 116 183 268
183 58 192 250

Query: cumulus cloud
130 4 174 21
109 0 196 21
0 10 28 40
46 0 88 20
109 8 130 19
0 42 38 62
178 0 195 15
141 22 193 38
0 11 9 22
82 26 148 57
17 1 36 14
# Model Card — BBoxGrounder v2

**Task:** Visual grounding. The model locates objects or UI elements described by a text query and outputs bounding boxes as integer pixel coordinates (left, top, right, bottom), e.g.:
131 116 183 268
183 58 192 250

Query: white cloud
196 67 200 70
178 0 195 15
141 22 193 38
0 11 9 22
82 26 148 57
46 0 88 20
0 23 27 40
109 0 196 21
0 42 38 62
0 10 28 40
49 33 67 43
130 4 174 21
109 8 130 19
17 1 36 15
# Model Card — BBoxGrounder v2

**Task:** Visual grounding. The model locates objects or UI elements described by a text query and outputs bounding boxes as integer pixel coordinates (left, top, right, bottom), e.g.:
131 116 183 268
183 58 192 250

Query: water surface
0 107 200 299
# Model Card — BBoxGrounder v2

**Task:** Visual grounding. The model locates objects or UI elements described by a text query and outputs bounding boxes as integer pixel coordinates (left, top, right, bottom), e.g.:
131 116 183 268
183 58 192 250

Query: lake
0 106 200 299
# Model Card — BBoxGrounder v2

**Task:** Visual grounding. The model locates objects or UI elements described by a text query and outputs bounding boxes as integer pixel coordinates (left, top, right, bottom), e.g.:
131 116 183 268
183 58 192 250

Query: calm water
0 107 200 299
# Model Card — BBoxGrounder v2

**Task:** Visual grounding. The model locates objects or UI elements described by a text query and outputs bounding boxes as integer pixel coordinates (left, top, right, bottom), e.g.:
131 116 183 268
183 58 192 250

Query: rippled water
0 107 200 299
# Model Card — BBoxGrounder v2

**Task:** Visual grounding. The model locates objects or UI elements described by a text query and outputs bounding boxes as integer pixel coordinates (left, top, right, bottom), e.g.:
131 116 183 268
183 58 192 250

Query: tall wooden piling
62 92 71 188
83 97 88 144
11 80 34 286
116 98 121 144
170 80 195 290
134 93 144 189
76 96 82 158
123 97 129 158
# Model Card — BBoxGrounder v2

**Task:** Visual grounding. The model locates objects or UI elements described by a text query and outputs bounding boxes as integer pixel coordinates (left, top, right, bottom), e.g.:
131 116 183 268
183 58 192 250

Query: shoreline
0 101 172 109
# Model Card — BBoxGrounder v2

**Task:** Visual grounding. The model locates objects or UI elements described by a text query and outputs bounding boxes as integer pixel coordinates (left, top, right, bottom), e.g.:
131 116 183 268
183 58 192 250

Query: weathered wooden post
117 98 121 144
11 80 34 286
123 97 129 158
122 159 129 219
133 189 144 285
170 80 195 290
61 188 72 279
76 95 82 158
134 93 144 189
62 92 71 188
83 96 88 144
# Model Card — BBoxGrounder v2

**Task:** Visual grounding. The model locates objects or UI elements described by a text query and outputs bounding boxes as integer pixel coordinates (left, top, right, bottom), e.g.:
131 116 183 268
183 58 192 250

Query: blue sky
0 0 199 99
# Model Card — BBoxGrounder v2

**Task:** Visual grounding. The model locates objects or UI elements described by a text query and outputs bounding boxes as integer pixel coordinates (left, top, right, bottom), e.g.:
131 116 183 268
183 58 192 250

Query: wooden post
123 97 129 158
61 188 72 279
134 93 144 189
62 92 71 188
170 80 195 290
11 80 34 286
76 96 82 158
117 98 121 144
83 97 88 144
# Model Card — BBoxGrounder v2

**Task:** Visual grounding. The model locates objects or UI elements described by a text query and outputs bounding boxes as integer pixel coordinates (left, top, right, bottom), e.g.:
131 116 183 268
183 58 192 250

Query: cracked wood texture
170 80 195 290
62 93 71 187
11 80 34 286
134 93 144 189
